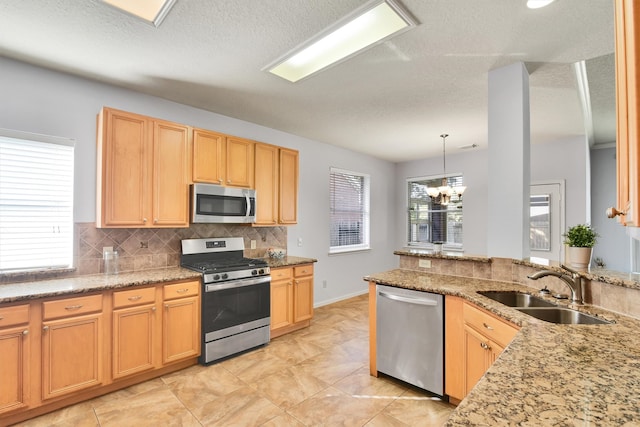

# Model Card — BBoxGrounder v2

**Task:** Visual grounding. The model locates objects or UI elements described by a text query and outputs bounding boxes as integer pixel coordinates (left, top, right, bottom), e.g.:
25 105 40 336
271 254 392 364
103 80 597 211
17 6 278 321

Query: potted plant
563 224 598 269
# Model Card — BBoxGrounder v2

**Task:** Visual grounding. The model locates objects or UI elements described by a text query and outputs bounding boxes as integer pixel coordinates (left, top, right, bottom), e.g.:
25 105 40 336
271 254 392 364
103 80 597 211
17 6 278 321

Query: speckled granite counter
365 269 640 426
394 249 491 263
264 256 317 269
0 267 202 303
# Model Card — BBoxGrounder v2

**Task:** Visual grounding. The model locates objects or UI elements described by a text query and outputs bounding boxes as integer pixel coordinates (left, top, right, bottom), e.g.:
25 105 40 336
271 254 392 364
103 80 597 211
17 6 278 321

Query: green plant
563 224 598 248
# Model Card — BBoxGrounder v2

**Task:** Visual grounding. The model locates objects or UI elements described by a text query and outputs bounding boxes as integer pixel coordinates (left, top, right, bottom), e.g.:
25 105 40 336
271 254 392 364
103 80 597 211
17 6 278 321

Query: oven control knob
251 270 258 276
258 269 265 275
213 274 221 281
221 273 228 280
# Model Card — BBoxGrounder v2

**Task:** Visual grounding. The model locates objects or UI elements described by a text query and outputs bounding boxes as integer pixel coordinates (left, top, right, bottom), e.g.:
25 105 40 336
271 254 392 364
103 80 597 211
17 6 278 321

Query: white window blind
329 168 370 253
0 130 74 271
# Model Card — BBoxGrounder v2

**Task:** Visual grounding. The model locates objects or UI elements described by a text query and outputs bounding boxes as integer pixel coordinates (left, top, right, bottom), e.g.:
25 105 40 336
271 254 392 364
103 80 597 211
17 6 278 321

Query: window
0 129 74 272
407 175 463 249
530 194 551 251
329 168 370 253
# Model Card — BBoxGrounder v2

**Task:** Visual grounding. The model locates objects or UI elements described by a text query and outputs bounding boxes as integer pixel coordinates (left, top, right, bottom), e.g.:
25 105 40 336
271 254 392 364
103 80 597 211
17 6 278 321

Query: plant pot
567 246 592 269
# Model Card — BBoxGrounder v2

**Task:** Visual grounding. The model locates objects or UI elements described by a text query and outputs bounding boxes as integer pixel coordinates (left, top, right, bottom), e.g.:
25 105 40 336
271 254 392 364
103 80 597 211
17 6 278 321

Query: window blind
0 130 74 271
329 168 370 253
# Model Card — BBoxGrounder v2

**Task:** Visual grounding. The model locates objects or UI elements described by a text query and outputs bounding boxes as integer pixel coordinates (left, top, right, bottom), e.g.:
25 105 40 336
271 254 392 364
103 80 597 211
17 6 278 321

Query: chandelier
426 134 466 206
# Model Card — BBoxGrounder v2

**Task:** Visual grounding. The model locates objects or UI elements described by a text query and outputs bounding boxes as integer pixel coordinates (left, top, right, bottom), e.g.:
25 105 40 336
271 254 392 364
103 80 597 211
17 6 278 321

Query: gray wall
590 147 630 271
0 56 397 306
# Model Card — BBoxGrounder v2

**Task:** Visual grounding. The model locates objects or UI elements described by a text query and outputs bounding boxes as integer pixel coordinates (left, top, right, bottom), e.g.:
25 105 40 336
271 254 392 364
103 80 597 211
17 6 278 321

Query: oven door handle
205 275 270 292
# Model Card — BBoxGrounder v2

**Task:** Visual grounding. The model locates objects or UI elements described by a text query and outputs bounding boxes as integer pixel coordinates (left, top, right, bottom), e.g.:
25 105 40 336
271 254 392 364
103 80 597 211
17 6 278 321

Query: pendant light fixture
426 134 466 206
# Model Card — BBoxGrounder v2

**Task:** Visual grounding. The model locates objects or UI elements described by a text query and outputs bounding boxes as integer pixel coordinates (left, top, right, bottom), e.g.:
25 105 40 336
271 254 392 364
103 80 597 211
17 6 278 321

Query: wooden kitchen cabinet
254 143 299 225
96 107 190 228
461 302 518 397
162 281 200 364
0 304 31 415
191 129 254 188
270 264 314 338
444 296 464 403
41 294 104 400
614 0 640 226
112 287 158 379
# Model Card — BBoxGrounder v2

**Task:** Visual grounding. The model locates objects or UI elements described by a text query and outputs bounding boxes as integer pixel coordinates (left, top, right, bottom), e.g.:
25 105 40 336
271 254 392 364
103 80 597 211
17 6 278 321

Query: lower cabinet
0 304 30 415
0 279 201 425
445 296 518 402
270 264 314 338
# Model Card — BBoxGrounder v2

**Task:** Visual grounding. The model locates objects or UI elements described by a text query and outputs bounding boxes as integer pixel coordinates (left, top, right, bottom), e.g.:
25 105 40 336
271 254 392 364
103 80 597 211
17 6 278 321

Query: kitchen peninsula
366 251 640 425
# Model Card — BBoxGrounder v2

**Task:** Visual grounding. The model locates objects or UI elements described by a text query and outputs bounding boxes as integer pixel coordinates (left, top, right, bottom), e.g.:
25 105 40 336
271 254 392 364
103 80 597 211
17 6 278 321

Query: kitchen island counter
365 269 640 426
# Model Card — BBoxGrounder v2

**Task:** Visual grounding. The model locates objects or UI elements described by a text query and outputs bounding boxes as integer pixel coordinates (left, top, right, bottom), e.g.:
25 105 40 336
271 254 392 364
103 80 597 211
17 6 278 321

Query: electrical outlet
322 280 327 288
297 237 303 247
250 240 257 249
419 259 431 268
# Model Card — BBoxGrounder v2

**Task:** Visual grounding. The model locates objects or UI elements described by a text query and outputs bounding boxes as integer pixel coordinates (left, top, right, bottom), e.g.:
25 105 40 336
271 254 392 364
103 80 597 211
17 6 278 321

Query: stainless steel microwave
191 184 256 224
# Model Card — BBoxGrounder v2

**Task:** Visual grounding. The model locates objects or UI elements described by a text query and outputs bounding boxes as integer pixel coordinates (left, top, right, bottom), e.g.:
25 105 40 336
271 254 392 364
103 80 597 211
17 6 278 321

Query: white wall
394 137 589 256
0 57 397 306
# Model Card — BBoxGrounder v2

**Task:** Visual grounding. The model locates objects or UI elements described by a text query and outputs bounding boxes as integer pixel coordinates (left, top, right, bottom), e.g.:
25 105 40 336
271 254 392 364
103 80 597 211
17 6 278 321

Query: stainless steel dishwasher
376 284 444 395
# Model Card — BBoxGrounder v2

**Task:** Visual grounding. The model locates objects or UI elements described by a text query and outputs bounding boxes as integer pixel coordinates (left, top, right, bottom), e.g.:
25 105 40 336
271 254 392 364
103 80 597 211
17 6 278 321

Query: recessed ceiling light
526 0 556 9
265 0 417 83
102 0 177 27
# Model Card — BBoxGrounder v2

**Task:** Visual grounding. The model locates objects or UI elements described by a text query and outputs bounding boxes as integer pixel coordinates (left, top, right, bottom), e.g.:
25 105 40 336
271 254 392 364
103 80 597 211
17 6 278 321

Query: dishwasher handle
378 291 439 306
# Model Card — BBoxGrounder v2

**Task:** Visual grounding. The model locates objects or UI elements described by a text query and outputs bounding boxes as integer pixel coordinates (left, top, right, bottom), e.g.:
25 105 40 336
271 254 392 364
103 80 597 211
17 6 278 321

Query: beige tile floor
13 294 454 427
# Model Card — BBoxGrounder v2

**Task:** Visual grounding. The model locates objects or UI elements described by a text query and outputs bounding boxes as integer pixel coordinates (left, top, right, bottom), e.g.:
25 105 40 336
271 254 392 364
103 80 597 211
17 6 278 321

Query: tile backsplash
2 223 287 284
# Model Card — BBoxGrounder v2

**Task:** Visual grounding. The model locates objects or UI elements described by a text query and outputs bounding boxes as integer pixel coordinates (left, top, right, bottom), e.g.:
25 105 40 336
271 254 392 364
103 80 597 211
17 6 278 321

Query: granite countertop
365 269 640 426
264 256 317 268
0 267 202 304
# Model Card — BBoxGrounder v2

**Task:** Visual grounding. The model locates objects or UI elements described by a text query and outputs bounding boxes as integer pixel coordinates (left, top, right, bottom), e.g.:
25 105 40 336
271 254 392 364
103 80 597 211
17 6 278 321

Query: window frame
406 173 464 251
0 128 75 273
329 167 371 254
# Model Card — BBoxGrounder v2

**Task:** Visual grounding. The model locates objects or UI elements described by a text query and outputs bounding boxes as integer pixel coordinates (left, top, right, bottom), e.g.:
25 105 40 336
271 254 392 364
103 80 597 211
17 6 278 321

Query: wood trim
444 296 464 402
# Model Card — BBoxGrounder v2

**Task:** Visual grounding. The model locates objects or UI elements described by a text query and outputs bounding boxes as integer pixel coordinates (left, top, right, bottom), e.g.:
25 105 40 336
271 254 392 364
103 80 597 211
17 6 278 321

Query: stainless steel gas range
180 237 271 365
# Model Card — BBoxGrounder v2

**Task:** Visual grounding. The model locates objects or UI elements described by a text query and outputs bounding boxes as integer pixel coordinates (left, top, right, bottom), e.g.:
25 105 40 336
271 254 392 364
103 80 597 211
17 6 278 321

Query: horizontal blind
0 132 74 271
330 168 370 252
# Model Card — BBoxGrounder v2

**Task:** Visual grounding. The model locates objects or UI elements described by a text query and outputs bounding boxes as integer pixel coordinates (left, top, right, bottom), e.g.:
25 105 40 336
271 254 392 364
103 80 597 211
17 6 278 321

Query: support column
487 62 530 259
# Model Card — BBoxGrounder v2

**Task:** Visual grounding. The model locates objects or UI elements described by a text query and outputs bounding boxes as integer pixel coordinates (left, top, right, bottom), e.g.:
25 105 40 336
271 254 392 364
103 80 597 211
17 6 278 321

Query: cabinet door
279 148 298 224
463 324 490 396
42 313 103 400
444 296 465 401
254 143 279 225
97 108 151 227
112 304 157 379
192 128 225 184
0 326 30 414
293 276 313 323
270 279 293 331
225 137 254 188
153 120 190 227
163 296 200 364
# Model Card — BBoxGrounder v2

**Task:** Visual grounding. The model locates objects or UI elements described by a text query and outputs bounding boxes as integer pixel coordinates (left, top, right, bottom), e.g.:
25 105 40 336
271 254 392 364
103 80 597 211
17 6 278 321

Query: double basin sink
478 291 611 325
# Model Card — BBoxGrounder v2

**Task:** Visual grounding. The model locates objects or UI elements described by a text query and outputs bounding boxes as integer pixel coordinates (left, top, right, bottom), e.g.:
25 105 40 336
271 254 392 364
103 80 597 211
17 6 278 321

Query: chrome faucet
527 264 584 304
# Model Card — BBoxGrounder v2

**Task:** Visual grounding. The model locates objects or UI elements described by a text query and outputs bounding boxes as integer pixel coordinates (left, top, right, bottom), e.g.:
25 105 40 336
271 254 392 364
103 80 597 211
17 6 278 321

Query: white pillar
487 62 530 259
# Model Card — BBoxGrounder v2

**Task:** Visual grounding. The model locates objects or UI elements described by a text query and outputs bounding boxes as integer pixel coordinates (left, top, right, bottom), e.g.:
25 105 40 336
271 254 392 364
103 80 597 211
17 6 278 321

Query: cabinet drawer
271 267 293 281
463 303 518 347
164 281 199 300
43 294 103 321
0 304 30 328
113 286 156 309
294 264 313 277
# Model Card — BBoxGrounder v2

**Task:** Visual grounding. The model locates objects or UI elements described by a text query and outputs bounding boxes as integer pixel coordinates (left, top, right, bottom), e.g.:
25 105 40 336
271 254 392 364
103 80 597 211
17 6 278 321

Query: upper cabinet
192 129 254 188
96 107 190 228
614 0 640 226
254 143 298 226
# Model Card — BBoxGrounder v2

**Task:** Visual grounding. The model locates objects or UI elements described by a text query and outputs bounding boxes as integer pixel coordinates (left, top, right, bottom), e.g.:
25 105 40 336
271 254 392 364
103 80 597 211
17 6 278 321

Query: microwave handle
245 193 251 218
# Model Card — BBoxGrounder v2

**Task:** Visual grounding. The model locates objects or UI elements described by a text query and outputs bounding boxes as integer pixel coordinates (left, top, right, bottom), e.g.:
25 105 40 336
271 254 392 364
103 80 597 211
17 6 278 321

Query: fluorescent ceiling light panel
102 0 176 27
266 0 417 82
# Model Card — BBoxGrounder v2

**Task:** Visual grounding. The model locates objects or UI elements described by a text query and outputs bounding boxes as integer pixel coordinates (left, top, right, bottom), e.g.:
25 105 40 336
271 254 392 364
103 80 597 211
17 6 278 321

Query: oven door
202 276 270 342
192 184 256 224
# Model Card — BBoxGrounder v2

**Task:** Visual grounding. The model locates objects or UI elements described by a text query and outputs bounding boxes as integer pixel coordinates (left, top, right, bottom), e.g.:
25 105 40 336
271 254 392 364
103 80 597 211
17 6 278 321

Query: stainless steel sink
516 307 612 325
478 291 557 307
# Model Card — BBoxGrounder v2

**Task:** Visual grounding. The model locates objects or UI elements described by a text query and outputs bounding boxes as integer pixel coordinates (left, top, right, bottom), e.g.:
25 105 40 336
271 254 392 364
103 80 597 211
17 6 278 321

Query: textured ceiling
0 0 615 162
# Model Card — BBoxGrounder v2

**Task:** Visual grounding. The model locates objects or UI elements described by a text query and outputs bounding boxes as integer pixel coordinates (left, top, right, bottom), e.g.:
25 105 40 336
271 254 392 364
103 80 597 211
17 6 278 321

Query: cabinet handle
152 306 157 312
23 330 29 336
153 218 158 224
43 326 49 332
176 288 189 294
65 304 83 311
480 342 491 350
288 281 293 286
143 217 148 223
482 322 494 331
295 280 299 285
128 295 142 301
165 304 169 309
